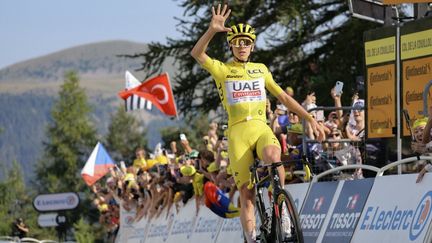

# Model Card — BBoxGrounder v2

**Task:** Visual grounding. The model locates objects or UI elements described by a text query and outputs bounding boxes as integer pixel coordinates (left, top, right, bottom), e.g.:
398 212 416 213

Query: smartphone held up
335 81 344 96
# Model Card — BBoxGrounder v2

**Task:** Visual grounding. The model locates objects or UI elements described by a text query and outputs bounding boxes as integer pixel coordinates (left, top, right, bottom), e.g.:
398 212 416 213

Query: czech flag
81 142 115 186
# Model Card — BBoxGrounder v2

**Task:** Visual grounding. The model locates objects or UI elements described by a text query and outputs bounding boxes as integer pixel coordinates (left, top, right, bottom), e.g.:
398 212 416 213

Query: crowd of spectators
90 83 368 240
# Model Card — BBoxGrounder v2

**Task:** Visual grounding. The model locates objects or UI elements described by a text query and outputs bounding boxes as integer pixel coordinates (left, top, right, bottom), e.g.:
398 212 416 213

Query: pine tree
34 71 98 236
0 161 27 235
0 161 56 239
36 71 97 193
105 105 148 163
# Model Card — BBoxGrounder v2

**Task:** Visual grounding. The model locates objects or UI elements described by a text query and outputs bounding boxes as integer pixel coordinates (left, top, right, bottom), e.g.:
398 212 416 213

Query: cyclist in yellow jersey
191 4 325 243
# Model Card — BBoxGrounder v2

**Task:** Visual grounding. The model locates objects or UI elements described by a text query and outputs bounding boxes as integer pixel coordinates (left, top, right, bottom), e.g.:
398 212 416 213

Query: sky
0 0 185 69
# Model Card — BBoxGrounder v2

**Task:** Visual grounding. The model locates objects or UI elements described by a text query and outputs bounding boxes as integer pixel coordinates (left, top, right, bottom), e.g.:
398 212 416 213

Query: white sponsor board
119 194 243 243
285 182 310 212
115 207 136 243
33 192 79 212
37 213 58 227
117 186 311 243
351 174 432 243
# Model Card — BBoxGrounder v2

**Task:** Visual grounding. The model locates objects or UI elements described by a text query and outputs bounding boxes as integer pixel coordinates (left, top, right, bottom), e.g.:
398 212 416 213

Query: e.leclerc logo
359 191 432 241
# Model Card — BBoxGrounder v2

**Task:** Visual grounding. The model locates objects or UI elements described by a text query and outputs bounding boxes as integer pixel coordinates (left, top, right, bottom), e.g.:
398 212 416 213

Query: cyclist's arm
191 29 215 65
277 91 325 141
191 4 231 64
276 91 314 123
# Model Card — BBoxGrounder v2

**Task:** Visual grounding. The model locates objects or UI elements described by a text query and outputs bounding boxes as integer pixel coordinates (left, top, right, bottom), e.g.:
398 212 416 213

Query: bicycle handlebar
247 157 313 189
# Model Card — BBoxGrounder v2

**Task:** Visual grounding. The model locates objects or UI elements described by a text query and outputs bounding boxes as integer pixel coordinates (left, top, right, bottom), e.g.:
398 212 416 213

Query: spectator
346 99 365 141
416 163 432 183
411 117 429 154
208 122 219 150
180 165 205 215
133 147 147 172
422 106 432 145
11 218 29 239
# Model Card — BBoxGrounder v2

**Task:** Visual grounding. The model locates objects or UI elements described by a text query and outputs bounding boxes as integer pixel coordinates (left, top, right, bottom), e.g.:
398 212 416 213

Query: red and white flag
124 71 153 112
118 72 177 117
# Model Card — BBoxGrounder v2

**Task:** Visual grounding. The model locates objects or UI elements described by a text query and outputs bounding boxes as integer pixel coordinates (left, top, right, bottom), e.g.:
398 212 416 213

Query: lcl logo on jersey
247 69 264 75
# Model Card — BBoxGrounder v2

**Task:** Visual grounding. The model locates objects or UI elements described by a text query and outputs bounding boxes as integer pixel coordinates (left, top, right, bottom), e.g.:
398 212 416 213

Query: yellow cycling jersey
201 57 284 126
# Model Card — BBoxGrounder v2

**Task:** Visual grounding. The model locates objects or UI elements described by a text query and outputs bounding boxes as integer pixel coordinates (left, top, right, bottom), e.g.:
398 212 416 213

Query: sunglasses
331 133 341 137
230 38 253 48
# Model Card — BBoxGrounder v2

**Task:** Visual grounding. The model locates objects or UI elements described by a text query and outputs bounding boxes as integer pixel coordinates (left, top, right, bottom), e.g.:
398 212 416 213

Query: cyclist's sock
244 229 257 243
281 205 292 238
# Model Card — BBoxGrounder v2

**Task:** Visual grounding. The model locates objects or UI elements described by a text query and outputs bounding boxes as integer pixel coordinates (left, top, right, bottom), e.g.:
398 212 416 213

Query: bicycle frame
249 159 308 242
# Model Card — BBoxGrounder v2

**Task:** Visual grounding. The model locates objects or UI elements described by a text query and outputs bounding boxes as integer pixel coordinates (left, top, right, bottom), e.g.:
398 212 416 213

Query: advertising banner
364 36 396 65
367 64 396 138
321 178 375 243
351 174 432 243
402 56 432 135
33 192 79 212
121 194 243 243
364 27 396 139
401 29 432 61
400 18 432 136
37 213 58 227
300 181 339 243
115 207 137 243
285 183 310 212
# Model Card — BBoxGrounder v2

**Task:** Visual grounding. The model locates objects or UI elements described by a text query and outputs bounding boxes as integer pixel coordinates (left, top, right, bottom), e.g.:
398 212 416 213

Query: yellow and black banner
401 18 432 136
364 27 396 138
383 0 431 4
367 64 396 138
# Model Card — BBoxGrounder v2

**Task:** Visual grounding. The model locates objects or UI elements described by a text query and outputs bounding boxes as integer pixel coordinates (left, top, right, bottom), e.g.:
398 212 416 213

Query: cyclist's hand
209 4 232 33
310 119 325 142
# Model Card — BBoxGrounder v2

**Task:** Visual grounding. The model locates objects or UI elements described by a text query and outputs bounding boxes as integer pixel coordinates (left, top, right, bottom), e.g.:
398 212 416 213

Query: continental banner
401 18 432 137
402 56 432 136
364 27 396 139
367 64 396 138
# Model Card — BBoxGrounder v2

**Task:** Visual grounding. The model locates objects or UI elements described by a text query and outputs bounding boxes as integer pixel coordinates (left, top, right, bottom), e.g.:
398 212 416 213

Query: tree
0 161 27 235
105 105 149 163
0 161 55 239
73 218 97 243
36 71 97 193
34 71 98 234
131 0 379 117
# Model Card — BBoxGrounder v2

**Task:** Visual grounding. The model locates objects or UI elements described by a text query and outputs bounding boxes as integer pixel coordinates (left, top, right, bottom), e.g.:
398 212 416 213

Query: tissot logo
247 69 263 75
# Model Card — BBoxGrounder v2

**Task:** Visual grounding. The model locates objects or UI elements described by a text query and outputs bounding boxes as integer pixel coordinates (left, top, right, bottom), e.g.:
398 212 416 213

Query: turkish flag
118 73 177 116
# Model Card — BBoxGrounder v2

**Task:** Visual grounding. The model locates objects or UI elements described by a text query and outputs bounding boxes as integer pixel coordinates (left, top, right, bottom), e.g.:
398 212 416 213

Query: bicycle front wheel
272 190 304 243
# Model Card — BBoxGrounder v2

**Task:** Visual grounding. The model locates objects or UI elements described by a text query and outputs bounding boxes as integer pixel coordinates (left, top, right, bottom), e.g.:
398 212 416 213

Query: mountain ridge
0 40 179 182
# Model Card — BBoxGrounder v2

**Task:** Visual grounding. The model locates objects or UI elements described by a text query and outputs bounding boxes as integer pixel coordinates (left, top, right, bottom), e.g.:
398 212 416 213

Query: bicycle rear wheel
272 190 304 243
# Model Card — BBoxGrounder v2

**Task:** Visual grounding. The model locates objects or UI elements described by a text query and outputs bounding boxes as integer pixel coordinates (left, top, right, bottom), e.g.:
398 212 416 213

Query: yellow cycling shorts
227 119 281 188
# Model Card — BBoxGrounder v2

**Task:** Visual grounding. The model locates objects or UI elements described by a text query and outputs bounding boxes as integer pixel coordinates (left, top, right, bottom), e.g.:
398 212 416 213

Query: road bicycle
248 158 309 243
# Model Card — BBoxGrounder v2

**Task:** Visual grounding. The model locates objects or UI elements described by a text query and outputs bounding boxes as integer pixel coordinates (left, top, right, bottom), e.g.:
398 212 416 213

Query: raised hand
310 119 326 142
209 4 232 33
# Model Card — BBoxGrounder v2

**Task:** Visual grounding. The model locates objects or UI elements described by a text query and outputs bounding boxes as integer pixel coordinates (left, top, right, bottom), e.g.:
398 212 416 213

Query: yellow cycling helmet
227 23 256 43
